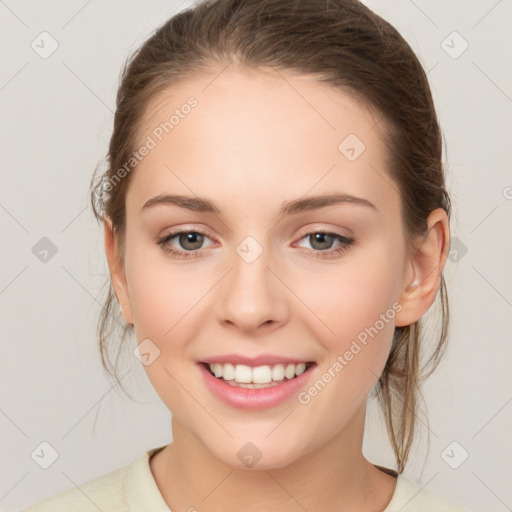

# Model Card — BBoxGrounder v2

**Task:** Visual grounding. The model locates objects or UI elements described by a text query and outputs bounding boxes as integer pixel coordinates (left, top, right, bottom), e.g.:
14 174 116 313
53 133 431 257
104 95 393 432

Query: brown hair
89 0 451 473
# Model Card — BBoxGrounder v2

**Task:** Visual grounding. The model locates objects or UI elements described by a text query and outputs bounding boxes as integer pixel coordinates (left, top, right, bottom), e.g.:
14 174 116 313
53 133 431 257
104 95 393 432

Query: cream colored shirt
20 445 469 511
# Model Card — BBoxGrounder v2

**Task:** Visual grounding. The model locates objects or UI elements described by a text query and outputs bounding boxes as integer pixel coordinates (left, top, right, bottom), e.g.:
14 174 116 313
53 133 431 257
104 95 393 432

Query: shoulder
19 445 169 512
19 464 129 511
384 474 470 512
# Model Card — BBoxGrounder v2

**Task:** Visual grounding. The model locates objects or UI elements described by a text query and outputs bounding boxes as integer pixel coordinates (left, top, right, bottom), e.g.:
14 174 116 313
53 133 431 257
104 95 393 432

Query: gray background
1 1 511 511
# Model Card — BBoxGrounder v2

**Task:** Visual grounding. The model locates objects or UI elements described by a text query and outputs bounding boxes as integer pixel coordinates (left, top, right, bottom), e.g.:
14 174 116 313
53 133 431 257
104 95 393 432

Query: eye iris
311 233 334 250
180 232 204 250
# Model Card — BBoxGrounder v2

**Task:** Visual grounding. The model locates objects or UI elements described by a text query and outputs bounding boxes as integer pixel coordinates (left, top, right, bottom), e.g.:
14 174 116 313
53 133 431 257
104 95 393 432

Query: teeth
208 362 308 384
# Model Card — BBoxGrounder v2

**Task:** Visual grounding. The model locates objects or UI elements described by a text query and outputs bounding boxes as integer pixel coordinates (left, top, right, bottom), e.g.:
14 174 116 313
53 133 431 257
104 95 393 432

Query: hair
89 0 451 473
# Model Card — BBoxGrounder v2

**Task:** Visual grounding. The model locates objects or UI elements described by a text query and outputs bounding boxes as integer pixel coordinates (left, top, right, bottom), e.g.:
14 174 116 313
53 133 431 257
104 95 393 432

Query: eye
157 229 355 260
295 231 355 259
157 230 213 259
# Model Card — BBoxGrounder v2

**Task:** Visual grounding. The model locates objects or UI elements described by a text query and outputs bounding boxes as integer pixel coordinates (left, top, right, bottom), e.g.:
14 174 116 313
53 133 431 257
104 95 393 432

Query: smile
198 361 317 409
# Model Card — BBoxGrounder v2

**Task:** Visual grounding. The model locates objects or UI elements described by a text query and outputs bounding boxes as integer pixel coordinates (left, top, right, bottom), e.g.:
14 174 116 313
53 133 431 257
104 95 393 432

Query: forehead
138 65 381 147
127 65 398 219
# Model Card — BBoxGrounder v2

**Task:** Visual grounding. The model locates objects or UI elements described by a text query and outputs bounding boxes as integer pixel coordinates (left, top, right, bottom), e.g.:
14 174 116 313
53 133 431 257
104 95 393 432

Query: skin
104 65 449 511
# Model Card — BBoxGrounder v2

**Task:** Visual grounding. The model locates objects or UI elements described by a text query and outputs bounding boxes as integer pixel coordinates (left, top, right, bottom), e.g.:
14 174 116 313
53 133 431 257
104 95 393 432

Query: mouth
199 361 317 389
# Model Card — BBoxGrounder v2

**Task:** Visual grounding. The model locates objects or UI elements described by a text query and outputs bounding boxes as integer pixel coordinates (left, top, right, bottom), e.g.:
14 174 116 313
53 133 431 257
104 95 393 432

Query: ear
394 208 450 327
103 217 134 325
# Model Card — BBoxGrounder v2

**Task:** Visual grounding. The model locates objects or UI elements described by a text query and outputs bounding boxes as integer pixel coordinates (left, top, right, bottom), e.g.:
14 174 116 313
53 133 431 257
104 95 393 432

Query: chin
206 437 307 472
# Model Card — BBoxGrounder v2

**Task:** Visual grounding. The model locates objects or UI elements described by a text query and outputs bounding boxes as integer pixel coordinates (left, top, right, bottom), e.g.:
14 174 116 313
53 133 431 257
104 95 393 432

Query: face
106 65 437 470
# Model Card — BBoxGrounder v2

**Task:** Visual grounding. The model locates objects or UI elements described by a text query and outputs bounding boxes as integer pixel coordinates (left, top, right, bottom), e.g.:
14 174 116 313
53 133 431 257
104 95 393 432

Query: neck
150 404 396 512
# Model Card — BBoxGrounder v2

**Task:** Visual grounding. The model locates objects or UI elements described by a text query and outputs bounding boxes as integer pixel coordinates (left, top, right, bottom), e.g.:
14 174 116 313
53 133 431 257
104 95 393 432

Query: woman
21 0 468 510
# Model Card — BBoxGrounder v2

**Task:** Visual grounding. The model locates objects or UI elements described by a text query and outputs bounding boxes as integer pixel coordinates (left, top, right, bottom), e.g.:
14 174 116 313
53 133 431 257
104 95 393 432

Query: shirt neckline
130 445 404 512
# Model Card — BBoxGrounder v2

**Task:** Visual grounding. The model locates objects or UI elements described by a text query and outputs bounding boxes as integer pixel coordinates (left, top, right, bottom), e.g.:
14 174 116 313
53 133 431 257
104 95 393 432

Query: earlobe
103 218 134 325
394 208 450 327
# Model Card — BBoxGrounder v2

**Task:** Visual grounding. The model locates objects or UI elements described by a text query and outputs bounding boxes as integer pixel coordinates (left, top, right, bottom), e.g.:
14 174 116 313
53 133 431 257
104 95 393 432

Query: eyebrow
141 193 377 216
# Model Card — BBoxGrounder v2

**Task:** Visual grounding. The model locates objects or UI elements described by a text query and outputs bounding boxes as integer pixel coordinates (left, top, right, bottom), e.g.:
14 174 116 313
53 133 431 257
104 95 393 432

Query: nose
217 240 289 334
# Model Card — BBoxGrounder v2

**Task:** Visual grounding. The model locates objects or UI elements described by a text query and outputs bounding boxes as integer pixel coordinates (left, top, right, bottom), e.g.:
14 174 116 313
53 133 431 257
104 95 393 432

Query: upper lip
199 354 315 367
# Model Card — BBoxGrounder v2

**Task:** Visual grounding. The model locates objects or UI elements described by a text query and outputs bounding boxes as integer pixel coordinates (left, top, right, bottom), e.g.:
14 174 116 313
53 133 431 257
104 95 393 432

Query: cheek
299 250 400 336
293 248 401 388
124 245 204 409
125 240 206 339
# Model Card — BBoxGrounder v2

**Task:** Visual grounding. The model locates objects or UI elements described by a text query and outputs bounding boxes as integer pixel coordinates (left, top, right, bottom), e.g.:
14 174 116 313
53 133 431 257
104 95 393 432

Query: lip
199 354 315 367
197 361 317 410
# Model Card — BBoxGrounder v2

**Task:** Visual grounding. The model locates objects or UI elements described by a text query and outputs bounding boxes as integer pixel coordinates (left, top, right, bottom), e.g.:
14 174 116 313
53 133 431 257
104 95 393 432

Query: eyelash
157 229 355 260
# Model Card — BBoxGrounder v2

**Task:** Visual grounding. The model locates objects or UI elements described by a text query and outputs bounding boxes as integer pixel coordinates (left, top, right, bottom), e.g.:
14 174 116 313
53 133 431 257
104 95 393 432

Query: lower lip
197 362 316 410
